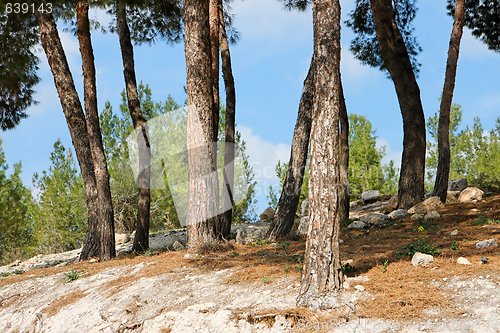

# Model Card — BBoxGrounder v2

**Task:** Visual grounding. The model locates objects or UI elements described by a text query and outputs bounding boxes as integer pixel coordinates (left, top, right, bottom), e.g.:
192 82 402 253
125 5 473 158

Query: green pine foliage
0 139 34 264
427 104 500 192
30 140 87 255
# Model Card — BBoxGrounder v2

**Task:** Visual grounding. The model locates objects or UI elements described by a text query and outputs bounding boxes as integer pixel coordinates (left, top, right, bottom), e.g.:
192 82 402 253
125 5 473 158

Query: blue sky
1 0 499 213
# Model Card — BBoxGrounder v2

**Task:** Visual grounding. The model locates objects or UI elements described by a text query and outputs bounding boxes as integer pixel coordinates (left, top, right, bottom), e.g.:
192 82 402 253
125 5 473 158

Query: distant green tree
31 140 87 255
348 114 385 199
0 139 34 264
101 84 257 231
427 105 500 191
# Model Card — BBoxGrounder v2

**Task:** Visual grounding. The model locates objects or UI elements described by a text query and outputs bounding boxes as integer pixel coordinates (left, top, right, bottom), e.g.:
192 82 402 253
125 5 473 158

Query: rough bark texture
339 77 350 225
76 0 115 260
116 1 151 253
209 0 220 140
184 0 221 248
297 0 344 307
220 3 236 239
432 0 465 203
36 10 100 259
266 60 314 241
370 0 426 209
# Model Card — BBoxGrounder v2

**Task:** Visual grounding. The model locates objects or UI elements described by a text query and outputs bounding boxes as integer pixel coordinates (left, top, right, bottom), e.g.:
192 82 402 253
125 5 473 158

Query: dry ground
0 195 498 332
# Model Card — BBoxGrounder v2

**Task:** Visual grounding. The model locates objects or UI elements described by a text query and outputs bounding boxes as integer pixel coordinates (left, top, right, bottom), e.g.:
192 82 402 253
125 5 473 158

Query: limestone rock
475 239 498 249
349 200 362 208
457 257 472 265
450 229 459 236
448 178 468 192
408 197 445 214
425 210 441 220
259 207 276 222
446 191 461 204
388 209 408 220
411 252 434 267
411 213 424 221
297 216 309 236
361 190 380 204
354 285 365 292
360 213 390 227
172 241 185 251
458 187 484 203
300 199 309 216
347 220 367 229
115 233 130 245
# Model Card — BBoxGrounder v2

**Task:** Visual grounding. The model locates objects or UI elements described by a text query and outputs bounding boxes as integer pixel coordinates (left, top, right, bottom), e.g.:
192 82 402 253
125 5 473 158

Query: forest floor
0 195 498 332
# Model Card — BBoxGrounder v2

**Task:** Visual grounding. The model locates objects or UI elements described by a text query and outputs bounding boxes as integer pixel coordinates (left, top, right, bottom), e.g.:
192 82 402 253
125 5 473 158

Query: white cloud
238 125 291 186
376 138 402 169
341 47 371 79
460 28 495 59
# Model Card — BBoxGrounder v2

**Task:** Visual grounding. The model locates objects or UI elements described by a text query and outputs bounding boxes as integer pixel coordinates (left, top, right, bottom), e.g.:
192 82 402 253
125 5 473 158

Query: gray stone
360 213 390 227
408 196 445 214
411 252 434 267
347 220 368 229
448 178 468 192
458 187 484 203
349 200 362 208
388 209 408 220
300 199 309 216
259 206 275 222
361 190 380 203
450 229 459 236
457 257 472 265
475 239 498 249
424 210 441 220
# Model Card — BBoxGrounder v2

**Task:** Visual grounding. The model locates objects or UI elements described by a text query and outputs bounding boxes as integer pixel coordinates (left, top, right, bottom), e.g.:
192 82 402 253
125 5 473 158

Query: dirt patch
43 290 86 317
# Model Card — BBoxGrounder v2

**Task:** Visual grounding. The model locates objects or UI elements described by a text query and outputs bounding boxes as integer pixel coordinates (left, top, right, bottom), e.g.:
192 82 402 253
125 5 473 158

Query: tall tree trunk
297 0 344 307
370 0 426 209
76 0 115 260
184 0 221 248
209 0 220 139
220 3 236 239
36 10 101 259
432 0 465 203
266 60 314 241
116 1 151 253
339 76 350 225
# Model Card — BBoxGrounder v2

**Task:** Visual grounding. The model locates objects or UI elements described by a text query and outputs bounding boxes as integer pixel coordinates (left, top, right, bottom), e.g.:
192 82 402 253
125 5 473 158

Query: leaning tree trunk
370 0 426 209
220 2 236 239
297 0 344 307
339 76 350 224
36 9 100 259
184 0 221 249
116 1 152 253
76 0 115 260
266 60 314 241
432 0 465 203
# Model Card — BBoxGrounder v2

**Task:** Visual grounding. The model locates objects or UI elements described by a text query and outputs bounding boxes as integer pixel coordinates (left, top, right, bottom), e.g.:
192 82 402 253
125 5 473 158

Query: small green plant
12 269 24 275
252 239 269 247
472 216 500 226
342 262 354 273
262 276 272 284
417 225 425 233
64 270 83 283
397 238 441 258
0 272 12 278
382 260 389 273
450 240 459 251
289 254 304 264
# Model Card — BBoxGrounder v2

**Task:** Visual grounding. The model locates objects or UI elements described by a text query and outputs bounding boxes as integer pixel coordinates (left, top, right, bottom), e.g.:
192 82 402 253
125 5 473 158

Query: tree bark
432 0 465 203
220 2 236 239
297 0 344 307
36 10 101 259
76 0 115 260
266 59 314 241
370 0 426 209
339 76 350 225
116 1 152 253
184 0 221 248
